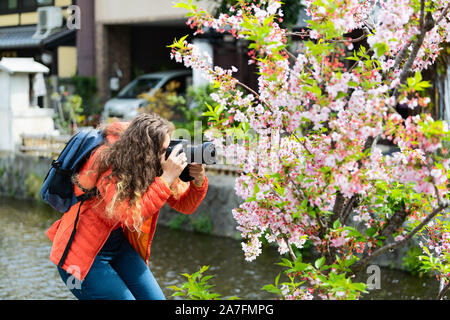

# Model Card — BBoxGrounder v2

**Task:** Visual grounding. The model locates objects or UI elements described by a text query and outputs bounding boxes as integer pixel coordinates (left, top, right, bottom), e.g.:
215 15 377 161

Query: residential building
93 0 214 101
0 0 77 81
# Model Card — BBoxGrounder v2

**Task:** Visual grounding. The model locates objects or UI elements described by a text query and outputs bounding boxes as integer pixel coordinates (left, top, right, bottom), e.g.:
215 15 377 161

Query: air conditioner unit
32 6 63 39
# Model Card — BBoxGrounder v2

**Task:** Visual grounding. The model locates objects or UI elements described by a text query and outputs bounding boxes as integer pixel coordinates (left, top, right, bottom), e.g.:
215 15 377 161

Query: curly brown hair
74 113 175 231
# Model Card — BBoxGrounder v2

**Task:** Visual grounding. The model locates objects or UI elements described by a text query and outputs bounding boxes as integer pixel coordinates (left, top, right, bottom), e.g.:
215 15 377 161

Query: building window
22 0 37 11
0 0 19 13
37 0 53 6
0 0 55 14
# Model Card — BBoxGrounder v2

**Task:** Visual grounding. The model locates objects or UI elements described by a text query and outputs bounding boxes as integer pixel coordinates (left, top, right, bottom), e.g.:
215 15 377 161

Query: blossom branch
283 48 297 62
283 236 297 261
436 2 450 25
292 132 313 156
339 136 375 225
329 30 370 44
398 0 435 86
351 202 449 274
425 158 444 207
287 30 370 43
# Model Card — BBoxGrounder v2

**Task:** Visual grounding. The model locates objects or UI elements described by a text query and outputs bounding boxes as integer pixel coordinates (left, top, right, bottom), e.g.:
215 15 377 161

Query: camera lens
202 142 216 165
166 140 216 165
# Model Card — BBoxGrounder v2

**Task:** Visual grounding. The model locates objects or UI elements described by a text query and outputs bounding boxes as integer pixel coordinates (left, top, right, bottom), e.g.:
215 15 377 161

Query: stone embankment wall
0 151 242 238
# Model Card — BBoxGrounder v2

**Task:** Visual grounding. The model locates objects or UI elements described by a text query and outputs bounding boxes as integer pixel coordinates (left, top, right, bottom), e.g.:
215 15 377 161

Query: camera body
165 139 216 182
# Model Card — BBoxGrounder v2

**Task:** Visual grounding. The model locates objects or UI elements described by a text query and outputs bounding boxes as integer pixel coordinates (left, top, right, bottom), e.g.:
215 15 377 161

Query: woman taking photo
46 113 208 300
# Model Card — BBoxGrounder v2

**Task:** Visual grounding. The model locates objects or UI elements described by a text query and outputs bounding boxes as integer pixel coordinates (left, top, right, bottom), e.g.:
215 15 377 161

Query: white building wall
444 66 450 123
95 0 214 24
0 70 55 152
0 72 11 151
9 74 30 110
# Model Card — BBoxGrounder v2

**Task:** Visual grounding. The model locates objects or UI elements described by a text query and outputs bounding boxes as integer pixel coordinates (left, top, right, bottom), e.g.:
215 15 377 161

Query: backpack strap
57 187 100 268
51 160 73 176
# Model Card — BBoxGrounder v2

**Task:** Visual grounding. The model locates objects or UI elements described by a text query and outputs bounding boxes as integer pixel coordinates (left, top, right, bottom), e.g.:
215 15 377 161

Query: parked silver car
102 70 192 120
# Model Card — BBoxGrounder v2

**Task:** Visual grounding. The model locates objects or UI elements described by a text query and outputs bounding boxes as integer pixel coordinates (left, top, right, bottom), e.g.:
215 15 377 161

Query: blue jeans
57 228 166 300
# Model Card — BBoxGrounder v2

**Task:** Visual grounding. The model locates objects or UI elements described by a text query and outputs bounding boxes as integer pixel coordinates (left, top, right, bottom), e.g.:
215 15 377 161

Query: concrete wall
0 151 51 199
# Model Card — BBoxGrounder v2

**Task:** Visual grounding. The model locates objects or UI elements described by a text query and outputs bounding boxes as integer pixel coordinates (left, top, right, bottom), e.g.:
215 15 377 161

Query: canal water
0 197 441 300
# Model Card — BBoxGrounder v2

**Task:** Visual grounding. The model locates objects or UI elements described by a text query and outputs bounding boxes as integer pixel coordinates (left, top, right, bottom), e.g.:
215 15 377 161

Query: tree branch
379 207 409 239
283 236 297 261
437 281 450 300
341 194 359 225
287 30 370 43
393 43 411 70
351 202 448 274
236 80 261 101
286 31 310 39
329 191 345 226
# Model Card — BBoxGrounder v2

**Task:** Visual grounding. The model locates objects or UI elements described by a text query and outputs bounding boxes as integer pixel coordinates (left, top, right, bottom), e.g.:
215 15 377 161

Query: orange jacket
46 122 208 281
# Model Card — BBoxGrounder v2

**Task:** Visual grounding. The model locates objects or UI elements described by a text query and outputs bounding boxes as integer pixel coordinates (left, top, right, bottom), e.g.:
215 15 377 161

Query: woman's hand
160 144 187 187
189 163 206 187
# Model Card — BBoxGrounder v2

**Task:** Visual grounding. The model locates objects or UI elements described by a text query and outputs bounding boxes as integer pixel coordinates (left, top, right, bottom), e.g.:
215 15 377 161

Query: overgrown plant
138 80 186 120
54 94 85 134
24 172 44 202
170 0 450 299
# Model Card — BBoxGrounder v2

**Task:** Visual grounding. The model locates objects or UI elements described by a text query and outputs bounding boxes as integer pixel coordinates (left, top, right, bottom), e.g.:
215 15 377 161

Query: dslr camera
165 139 216 182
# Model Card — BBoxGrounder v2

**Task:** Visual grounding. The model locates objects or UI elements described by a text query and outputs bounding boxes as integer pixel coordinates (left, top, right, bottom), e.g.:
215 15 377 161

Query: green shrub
168 214 190 230
191 214 213 234
403 246 431 277
25 172 44 202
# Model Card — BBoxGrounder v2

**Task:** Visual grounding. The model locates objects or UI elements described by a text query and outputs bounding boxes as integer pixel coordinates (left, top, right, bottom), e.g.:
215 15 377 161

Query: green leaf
167 285 182 291
241 121 250 133
414 70 422 83
262 284 281 294
172 292 186 297
366 227 376 237
310 85 322 97
373 42 389 57
315 256 326 269
344 257 357 267
275 273 281 287
173 2 192 10
333 219 341 229
200 265 210 273
351 282 368 292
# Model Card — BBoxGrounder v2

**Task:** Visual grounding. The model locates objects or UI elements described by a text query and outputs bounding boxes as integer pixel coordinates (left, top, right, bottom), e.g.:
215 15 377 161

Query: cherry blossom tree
170 0 450 299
